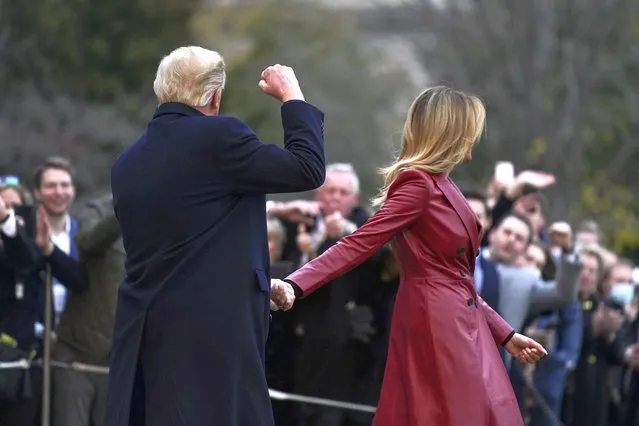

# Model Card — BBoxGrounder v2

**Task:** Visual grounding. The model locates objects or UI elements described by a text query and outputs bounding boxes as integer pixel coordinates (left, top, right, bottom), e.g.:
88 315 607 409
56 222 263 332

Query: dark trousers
0 366 43 426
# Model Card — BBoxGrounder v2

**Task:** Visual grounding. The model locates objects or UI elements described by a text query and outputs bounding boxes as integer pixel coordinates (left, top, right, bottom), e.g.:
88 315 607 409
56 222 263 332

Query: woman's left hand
505 333 548 364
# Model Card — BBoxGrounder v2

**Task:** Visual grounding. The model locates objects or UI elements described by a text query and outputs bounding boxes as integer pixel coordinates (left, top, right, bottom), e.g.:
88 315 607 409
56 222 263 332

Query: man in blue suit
105 47 326 426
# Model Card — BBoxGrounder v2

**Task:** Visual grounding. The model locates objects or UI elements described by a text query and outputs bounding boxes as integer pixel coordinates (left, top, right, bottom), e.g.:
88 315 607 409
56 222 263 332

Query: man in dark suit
105 46 325 426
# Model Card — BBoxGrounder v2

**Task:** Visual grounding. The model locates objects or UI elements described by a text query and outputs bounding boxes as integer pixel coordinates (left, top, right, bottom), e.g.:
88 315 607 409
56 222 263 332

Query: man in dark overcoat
105 46 325 426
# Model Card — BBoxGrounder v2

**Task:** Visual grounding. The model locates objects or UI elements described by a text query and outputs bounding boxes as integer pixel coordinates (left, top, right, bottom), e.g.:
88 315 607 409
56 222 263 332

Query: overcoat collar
152 102 204 119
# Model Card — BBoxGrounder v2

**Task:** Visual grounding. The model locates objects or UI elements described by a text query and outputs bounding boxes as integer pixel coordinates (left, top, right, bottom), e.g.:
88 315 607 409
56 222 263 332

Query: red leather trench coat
286 169 524 426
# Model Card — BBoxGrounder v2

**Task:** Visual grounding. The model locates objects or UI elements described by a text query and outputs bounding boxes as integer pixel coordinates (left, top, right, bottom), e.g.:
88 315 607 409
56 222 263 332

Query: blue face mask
610 283 636 307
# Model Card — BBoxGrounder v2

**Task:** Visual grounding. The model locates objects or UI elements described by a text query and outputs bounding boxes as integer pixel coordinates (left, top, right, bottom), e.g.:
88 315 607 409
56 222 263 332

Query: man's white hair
326 163 360 194
153 46 226 107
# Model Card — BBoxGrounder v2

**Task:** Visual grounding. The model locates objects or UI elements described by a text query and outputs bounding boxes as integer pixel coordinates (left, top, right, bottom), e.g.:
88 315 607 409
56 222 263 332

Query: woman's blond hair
372 86 486 206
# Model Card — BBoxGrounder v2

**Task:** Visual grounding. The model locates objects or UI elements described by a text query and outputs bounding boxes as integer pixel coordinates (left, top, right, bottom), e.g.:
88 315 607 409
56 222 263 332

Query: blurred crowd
0 158 638 426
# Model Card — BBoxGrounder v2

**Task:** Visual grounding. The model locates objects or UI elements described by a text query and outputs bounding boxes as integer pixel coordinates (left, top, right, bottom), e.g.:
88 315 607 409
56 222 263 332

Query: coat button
457 247 465 255
466 298 477 308
460 270 467 277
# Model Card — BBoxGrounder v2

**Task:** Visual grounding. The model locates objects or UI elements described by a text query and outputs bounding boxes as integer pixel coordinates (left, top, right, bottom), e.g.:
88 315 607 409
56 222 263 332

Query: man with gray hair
105 46 325 426
267 163 374 425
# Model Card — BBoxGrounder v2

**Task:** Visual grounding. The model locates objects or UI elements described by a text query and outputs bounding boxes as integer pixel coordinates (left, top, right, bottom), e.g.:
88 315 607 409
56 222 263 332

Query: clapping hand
270 279 295 311
505 333 548 364
35 205 54 255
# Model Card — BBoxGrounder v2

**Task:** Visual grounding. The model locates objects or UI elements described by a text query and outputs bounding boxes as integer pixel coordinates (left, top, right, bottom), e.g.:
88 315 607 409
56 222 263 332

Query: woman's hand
505 332 548 364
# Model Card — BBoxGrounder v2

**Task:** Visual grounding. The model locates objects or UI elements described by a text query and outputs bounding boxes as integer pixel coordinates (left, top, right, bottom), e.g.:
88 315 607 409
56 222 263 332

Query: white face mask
610 283 636 307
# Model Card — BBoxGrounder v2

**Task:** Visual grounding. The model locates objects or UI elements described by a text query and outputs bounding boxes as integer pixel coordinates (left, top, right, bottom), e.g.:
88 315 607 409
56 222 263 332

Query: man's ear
210 89 222 113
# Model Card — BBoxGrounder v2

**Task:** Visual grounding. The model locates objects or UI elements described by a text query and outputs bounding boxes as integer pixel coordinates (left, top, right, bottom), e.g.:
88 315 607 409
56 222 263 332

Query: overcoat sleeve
477 296 515 346
286 169 428 296
215 100 326 193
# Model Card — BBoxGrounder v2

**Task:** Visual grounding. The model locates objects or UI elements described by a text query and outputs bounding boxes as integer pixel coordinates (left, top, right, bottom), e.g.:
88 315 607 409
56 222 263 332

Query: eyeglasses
0 176 20 185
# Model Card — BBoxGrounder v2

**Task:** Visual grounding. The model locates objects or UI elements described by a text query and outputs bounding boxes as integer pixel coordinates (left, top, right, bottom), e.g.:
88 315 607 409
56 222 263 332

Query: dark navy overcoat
105 100 325 426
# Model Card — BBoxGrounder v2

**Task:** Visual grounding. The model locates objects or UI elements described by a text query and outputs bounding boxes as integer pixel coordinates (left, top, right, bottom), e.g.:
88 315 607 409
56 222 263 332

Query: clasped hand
270 279 295 311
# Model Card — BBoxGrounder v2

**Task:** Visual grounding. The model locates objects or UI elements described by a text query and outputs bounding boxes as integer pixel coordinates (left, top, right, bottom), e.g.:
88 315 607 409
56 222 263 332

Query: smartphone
494 161 515 183
13 205 37 239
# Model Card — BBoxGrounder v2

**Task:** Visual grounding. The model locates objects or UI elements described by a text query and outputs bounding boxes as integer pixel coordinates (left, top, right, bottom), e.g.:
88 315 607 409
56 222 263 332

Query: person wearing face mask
605 260 637 311
600 259 637 424
617 290 639 426
563 250 630 426
611 282 637 315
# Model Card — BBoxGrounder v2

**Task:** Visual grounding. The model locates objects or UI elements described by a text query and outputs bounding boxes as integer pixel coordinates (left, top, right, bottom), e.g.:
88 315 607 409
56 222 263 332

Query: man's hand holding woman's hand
270 279 295 311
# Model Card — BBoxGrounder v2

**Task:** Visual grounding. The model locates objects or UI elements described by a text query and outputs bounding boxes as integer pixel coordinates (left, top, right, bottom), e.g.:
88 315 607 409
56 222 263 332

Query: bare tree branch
407 0 638 219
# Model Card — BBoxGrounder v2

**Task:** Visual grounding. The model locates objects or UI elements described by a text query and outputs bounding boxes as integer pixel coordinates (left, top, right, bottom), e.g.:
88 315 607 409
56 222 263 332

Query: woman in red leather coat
271 86 546 426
